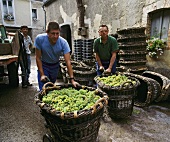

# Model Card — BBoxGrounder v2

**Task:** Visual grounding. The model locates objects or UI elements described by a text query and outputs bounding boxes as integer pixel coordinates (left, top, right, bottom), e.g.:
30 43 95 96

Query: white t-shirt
24 35 32 54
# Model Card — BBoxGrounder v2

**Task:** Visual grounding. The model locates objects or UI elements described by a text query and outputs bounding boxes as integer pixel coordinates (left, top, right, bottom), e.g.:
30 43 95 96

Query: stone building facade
0 0 45 41
43 0 170 68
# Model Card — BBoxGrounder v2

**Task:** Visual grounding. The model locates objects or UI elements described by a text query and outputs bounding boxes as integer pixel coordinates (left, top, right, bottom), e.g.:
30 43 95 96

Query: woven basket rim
35 83 108 120
123 72 162 107
68 66 96 74
94 73 140 91
60 61 82 68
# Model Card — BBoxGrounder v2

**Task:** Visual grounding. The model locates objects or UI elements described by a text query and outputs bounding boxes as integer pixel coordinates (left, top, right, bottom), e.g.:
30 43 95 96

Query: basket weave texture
94 73 140 96
66 66 96 86
35 83 108 142
124 72 161 107
94 73 140 118
142 71 170 102
60 61 83 83
108 95 134 119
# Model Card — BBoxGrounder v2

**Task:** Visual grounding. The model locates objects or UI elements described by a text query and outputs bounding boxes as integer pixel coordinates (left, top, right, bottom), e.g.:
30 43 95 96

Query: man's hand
40 75 50 82
99 66 104 72
71 79 79 87
105 68 111 73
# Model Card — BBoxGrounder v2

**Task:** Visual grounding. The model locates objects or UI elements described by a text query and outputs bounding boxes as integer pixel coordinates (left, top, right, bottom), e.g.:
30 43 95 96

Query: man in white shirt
20 25 33 87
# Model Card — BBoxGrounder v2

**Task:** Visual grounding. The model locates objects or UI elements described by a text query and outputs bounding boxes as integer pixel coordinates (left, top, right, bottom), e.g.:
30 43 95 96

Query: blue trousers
96 59 117 75
27 54 31 81
20 54 31 84
37 61 59 91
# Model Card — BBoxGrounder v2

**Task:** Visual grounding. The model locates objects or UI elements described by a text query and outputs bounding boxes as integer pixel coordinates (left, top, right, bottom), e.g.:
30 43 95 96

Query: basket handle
120 81 134 89
42 82 55 91
91 98 108 114
42 82 61 95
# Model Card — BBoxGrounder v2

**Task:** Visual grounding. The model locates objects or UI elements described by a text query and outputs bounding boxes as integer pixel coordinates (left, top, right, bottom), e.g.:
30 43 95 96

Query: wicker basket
94 73 140 96
117 35 146 43
67 66 96 80
60 61 82 83
35 83 108 142
108 94 134 119
80 59 96 69
118 43 147 51
119 60 146 66
65 66 96 86
142 71 170 102
117 27 146 35
124 72 161 107
94 73 140 118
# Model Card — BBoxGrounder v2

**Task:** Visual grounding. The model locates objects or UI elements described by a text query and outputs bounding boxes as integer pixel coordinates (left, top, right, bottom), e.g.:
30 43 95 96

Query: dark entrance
60 24 72 54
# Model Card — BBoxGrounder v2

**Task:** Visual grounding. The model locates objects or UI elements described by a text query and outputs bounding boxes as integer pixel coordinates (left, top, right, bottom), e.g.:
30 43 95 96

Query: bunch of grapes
42 87 101 113
98 74 136 87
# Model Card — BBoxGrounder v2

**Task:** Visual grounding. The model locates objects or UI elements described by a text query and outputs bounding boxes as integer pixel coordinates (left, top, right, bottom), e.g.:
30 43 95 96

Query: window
34 0 43 1
150 9 170 40
32 9 37 21
3 0 14 20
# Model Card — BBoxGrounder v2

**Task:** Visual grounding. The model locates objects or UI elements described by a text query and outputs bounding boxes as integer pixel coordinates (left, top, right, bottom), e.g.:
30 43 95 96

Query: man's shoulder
108 36 117 42
58 36 68 45
94 37 100 43
36 33 47 41
37 33 47 38
59 36 66 42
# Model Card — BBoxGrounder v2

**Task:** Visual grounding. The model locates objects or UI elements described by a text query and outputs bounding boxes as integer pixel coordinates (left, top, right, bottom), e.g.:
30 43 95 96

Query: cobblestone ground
0 54 170 142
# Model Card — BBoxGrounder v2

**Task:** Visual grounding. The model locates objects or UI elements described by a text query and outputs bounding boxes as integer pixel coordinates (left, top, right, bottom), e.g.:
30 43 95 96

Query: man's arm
64 52 78 86
64 52 74 78
106 52 116 72
95 53 102 67
28 36 33 47
35 48 44 76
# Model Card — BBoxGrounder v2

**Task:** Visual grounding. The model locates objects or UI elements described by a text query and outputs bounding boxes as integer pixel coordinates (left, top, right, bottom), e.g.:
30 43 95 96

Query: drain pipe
76 0 87 36
42 5 47 30
76 0 85 27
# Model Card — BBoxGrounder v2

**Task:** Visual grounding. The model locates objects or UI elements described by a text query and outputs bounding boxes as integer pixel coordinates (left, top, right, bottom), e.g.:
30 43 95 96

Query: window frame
2 0 14 21
150 9 170 41
32 8 38 22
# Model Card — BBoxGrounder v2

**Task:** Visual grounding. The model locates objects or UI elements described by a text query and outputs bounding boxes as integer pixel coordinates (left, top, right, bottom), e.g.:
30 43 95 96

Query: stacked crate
73 39 83 61
117 27 148 74
82 39 94 60
73 39 94 61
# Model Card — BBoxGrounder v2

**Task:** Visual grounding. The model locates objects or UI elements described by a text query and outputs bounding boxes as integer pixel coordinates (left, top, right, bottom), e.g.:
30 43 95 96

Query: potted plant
146 37 166 58
4 13 14 21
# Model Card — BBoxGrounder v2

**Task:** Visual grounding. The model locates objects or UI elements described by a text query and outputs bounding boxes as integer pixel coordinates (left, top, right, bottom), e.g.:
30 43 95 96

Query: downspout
76 0 87 36
76 0 85 27
42 5 47 30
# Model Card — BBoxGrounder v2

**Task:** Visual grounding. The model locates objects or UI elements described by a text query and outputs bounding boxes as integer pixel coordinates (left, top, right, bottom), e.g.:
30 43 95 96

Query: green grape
42 87 102 113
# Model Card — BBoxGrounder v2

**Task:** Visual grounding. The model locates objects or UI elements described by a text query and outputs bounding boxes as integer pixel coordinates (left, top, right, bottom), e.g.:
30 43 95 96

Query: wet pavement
0 54 170 142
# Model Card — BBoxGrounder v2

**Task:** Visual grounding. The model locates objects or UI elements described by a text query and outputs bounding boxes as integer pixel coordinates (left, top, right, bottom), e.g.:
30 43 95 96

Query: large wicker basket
142 71 170 102
123 72 161 107
108 94 134 119
94 73 140 119
66 66 96 86
35 83 108 142
60 61 82 83
94 73 140 96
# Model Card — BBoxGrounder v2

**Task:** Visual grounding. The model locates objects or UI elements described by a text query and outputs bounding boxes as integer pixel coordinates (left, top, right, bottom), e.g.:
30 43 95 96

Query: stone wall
44 0 170 68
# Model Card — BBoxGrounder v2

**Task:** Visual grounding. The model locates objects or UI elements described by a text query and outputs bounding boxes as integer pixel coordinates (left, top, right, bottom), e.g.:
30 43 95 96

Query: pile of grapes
42 87 101 113
97 74 136 87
